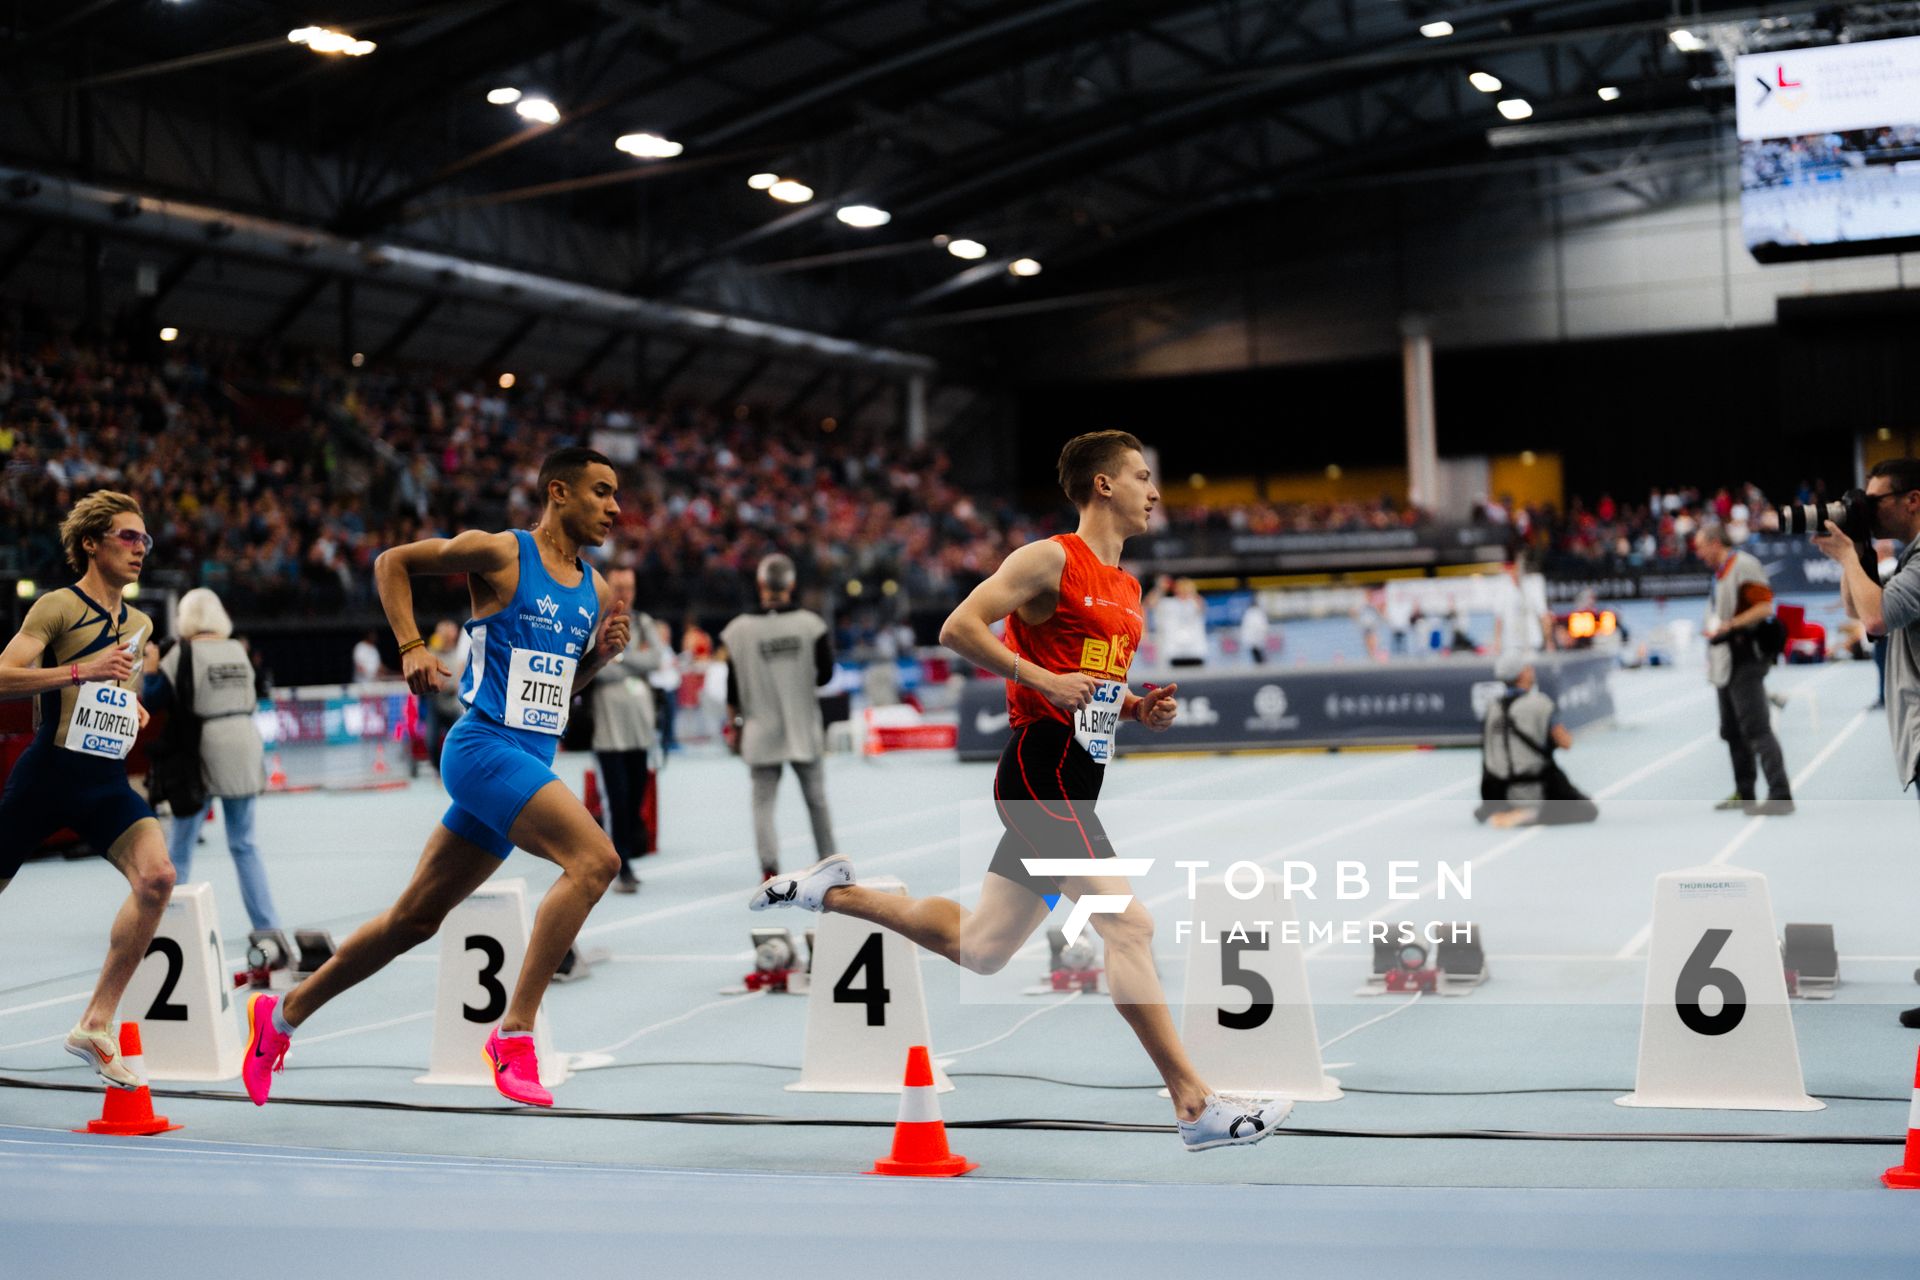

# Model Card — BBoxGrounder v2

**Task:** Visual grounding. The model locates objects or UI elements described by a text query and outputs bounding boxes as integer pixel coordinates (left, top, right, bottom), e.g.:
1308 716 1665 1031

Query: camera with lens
1777 489 1880 585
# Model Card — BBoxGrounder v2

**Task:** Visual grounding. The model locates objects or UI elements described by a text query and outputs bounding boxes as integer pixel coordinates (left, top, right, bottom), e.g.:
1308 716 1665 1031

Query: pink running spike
484 1029 553 1107
241 993 291 1107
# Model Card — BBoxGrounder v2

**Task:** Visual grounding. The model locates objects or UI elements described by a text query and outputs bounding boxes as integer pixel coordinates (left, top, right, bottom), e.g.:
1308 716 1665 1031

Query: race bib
1073 680 1126 766
504 648 577 735
65 681 140 759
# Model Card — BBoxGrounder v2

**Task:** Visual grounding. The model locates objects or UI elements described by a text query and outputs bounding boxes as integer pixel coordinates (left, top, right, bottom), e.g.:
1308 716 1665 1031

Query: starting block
1358 923 1488 997
1781 923 1838 1000
725 927 814 995
292 929 335 975
552 943 610 984
1024 927 1105 996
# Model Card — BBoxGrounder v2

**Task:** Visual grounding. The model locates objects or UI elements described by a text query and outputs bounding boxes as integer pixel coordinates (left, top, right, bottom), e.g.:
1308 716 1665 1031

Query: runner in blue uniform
240 448 631 1107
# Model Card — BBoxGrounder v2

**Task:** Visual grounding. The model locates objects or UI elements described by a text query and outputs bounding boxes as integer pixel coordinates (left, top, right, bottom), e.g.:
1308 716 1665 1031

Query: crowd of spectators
0 326 1036 629
1484 483 1831 572
1162 495 1426 535
0 322 1842 643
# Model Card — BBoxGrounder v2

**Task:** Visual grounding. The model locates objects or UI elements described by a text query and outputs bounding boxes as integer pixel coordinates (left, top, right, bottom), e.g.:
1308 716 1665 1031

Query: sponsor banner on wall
955 651 1615 761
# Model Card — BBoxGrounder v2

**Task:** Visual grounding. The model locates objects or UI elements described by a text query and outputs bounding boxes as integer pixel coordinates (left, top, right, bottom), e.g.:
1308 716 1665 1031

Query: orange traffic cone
267 753 287 790
74 1023 180 1136
372 742 390 775
869 1045 976 1177
1883 1046 1920 1188
582 768 604 824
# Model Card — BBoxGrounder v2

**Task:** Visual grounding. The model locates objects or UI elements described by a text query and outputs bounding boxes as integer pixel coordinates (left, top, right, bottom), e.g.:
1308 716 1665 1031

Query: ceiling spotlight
748 173 780 190
516 97 561 125
1496 98 1533 121
158 327 179 342
946 238 987 260
1420 21 1454 38
1669 29 1707 53
288 27 375 56
498 372 516 390
1008 258 1042 277
615 132 684 159
836 205 891 228
487 87 522 106
768 179 814 203
1597 85 1622 102
1468 71 1502 93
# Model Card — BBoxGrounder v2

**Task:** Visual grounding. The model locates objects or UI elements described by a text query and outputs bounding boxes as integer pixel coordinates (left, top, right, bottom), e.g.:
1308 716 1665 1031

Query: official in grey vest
1474 652 1598 828
1693 524 1793 816
145 587 283 931
721 554 837 881
1812 457 1920 1026
589 566 664 894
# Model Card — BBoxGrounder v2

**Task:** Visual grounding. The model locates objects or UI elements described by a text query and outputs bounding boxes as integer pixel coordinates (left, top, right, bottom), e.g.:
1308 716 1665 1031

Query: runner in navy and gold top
0 491 173 1090
751 432 1289 1153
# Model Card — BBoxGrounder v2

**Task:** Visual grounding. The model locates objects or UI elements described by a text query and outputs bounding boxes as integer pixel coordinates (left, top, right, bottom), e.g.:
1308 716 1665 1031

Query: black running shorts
986 718 1116 897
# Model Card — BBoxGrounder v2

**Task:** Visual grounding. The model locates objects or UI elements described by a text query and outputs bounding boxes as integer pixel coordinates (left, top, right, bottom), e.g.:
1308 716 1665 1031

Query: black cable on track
0 1075 1901 1146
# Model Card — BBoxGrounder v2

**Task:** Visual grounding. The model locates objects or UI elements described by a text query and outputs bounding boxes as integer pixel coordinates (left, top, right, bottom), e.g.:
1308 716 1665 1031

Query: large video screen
1736 34 1920 262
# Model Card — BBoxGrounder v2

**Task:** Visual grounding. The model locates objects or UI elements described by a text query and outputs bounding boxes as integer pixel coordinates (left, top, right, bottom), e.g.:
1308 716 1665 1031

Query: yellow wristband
397 638 425 656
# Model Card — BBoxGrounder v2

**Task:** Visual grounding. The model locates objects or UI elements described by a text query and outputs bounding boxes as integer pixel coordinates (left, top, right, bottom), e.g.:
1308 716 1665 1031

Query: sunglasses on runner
107 529 154 553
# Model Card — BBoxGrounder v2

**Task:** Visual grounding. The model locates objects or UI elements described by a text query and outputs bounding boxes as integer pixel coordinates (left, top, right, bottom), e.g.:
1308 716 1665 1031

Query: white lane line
1302 825 1543 958
294 1009 434 1047
636 785 989 882
1142 772 1480 910
1591 732 1717 800
925 751 1430 903
0 990 91 1021
575 989 767 1058
578 753 1303 940
1613 706 1874 960
1300 730 1722 960
0 1032 67 1054
1319 991 1423 1051
938 990 1083 1060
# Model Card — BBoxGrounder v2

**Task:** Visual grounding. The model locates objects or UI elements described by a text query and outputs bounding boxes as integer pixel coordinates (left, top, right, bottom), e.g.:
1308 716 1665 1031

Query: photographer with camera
1692 524 1794 816
1473 652 1599 828
1809 459 1920 1023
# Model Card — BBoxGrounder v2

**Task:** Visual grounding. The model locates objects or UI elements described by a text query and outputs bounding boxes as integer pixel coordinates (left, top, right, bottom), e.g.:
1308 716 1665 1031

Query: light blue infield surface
5 659 1920 1275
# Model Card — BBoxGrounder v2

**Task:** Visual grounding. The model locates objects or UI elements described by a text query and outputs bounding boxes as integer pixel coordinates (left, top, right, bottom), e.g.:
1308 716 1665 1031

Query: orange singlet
1003 534 1144 745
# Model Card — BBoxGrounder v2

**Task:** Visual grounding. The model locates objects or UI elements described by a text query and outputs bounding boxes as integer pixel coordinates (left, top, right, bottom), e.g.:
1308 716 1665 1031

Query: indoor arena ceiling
5 1 1920 348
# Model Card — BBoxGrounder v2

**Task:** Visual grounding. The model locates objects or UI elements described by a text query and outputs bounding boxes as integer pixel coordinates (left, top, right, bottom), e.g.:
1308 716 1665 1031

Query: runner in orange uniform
751 432 1287 1152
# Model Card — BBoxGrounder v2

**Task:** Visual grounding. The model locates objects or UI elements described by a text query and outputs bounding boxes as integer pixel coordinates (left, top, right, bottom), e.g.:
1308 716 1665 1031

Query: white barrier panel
124 882 241 1081
415 879 568 1089
1170 878 1341 1102
789 877 951 1094
1617 866 1822 1112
